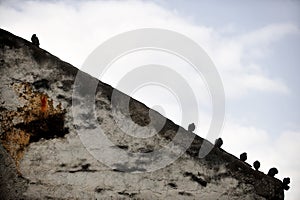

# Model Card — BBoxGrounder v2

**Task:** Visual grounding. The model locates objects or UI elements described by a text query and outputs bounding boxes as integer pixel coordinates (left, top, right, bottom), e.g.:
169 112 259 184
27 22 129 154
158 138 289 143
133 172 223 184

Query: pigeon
253 160 260 170
188 123 195 132
282 177 290 190
267 167 278 177
214 138 223 148
31 34 40 47
240 152 247 162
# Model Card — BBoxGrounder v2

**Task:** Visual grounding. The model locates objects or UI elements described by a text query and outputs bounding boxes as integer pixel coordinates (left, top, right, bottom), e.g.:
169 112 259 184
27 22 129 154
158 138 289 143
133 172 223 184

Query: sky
0 0 300 199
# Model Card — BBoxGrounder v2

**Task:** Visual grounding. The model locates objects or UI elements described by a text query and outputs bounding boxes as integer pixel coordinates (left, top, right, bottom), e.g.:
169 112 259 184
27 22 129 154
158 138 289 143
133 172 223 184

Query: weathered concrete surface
0 28 285 199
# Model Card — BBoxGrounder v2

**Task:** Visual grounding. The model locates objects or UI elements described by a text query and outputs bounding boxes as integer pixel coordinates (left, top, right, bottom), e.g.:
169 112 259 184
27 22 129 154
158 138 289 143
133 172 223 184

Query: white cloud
0 0 296 99
222 73 290 98
211 23 299 97
240 23 299 48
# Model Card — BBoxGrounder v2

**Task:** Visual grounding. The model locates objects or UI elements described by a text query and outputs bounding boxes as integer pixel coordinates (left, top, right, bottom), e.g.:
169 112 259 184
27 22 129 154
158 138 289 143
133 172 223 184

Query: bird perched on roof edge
267 167 278 177
282 177 290 190
31 34 40 47
240 152 247 162
253 160 260 170
214 138 223 148
188 123 195 132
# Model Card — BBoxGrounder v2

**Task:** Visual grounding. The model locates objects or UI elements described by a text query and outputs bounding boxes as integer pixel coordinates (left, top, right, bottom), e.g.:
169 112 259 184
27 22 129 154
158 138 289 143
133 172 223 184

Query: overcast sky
1 0 300 199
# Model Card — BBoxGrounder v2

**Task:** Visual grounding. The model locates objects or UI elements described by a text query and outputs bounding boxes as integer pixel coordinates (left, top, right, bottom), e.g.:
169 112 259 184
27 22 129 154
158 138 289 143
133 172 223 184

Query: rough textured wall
0 28 284 199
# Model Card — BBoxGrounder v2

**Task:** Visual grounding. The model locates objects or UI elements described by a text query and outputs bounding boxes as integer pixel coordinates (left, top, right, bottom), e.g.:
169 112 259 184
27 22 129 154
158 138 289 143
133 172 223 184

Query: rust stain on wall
40 94 48 115
0 82 68 169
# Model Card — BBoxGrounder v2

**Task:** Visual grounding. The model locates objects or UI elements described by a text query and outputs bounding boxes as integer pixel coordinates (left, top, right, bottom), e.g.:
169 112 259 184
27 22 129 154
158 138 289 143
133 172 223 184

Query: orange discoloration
41 95 48 114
